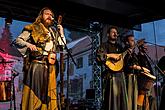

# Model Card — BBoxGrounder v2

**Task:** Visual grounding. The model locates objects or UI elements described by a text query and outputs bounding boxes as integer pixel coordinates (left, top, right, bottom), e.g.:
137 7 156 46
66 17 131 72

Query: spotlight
5 17 13 25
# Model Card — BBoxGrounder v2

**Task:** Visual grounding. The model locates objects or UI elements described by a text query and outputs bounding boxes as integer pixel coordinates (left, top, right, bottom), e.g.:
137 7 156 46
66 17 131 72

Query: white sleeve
15 31 31 56
58 34 66 46
15 31 31 47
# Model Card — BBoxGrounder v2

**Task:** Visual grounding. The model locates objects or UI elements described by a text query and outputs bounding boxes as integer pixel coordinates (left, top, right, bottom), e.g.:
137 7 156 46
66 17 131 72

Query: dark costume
137 52 157 110
97 41 128 110
15 23 63 110
157 56 165 85
159 84 165 110
124 50 139 110
157 56 165 110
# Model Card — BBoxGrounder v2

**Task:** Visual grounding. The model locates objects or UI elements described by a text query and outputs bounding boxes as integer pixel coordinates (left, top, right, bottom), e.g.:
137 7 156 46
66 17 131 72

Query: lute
105 50 129 71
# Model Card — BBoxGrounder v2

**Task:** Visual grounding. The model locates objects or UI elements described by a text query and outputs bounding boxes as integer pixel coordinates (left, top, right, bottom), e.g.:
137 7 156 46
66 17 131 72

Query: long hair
35 7 55 24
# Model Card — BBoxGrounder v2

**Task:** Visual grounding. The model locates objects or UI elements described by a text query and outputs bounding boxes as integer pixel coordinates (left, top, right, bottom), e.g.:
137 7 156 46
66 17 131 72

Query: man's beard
109 36 117 41
42 18 53 27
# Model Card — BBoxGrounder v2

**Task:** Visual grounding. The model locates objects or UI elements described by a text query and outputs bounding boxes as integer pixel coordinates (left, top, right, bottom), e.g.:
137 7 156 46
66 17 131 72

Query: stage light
5 17 13 25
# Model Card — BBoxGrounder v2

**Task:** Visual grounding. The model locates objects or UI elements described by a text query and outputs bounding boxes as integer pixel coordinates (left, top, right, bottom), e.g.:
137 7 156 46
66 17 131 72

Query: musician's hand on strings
116 55 122 61
107 53 121 61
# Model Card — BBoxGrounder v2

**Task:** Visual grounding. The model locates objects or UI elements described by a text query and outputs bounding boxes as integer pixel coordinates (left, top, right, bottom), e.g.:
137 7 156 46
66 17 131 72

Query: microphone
51 17 57 25
137 38 145 46
137 39 147 53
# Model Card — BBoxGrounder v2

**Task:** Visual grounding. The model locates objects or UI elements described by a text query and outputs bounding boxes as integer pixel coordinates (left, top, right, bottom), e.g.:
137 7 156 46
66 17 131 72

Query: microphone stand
141 50 165 79
59 38 77 110
135 38 165 49
9 71 19 110
136 39 165 77
144 41 165 49
136 39 165 80
143 41 165 78
54 24 77 110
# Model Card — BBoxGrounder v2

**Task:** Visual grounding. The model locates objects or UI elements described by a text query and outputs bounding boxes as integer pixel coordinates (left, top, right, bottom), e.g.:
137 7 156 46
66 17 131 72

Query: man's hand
57 24 64 37
27 44 37 51
107 53 121 61
130 65 150 73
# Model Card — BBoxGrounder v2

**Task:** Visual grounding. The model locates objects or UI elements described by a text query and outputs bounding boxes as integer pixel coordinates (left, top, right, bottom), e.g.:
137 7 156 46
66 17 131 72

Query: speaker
86 89 95 100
